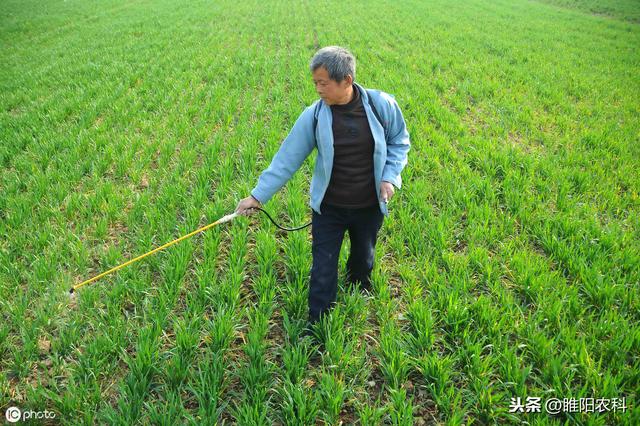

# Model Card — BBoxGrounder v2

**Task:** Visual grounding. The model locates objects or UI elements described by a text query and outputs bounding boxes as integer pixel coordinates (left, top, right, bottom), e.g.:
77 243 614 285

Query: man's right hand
235 195 262 216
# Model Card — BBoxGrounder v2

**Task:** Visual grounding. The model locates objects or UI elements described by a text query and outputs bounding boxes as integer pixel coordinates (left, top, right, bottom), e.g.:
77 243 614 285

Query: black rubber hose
251 207 311 231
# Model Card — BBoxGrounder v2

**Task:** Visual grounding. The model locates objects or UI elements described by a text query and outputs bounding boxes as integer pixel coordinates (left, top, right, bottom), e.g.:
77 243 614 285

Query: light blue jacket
251 82 410 216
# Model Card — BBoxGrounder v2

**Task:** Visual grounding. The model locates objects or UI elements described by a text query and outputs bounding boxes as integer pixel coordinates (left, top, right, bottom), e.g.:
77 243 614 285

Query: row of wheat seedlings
273 174 317 423
228 221 279 423
189 5 313 419
365 258 415 424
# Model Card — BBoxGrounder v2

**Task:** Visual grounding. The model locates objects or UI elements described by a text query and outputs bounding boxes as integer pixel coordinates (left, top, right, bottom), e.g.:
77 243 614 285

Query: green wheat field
1 0 638 424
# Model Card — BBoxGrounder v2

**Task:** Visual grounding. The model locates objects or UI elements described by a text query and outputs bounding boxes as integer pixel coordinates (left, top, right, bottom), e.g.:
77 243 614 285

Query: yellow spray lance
69 207 311 294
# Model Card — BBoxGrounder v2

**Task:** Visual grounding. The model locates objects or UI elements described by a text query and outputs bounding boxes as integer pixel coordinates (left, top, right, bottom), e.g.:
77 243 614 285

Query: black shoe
301 326 315 340
300 320 321 346
349 280 373 294
346 273 372 292
299 329 315 347
359 282 373 294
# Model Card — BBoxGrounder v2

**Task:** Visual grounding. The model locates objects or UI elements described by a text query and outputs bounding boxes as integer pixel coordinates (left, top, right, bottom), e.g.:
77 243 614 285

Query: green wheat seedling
317 369 349 424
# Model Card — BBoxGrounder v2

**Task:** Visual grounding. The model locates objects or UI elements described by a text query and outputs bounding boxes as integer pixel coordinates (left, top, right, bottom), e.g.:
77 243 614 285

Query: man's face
312 66 352 105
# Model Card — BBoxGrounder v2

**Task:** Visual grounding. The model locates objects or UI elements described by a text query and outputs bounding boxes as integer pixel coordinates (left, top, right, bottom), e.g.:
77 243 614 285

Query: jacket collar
318 81 370 111
353 82 369 103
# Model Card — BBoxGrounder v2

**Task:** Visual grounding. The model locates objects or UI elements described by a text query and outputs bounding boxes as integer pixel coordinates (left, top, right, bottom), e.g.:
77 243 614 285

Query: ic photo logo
5 406 56 423
5 406 21 423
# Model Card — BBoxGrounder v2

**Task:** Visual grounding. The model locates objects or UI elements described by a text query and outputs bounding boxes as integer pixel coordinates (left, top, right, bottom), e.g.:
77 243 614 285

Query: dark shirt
322 85 378 208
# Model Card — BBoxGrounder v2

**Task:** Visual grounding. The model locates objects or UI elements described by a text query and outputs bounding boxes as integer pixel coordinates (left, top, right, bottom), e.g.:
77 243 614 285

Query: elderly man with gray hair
236 46 410 337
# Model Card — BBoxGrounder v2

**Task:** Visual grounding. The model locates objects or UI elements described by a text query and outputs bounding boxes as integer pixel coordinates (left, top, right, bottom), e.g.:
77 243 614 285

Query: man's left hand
380 181 395 203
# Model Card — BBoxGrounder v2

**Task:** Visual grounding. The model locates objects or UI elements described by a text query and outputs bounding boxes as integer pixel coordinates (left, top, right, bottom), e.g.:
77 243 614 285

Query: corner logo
5 406 21 423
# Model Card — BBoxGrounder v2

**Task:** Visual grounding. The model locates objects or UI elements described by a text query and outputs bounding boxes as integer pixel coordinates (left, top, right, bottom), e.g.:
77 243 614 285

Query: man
235 46 410 331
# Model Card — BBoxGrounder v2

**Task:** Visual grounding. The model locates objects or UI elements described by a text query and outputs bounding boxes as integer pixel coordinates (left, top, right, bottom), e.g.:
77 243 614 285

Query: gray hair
309 46 356 82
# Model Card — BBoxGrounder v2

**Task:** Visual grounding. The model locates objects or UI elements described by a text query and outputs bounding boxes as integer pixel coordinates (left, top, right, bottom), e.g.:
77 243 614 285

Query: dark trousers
308 201 384 323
